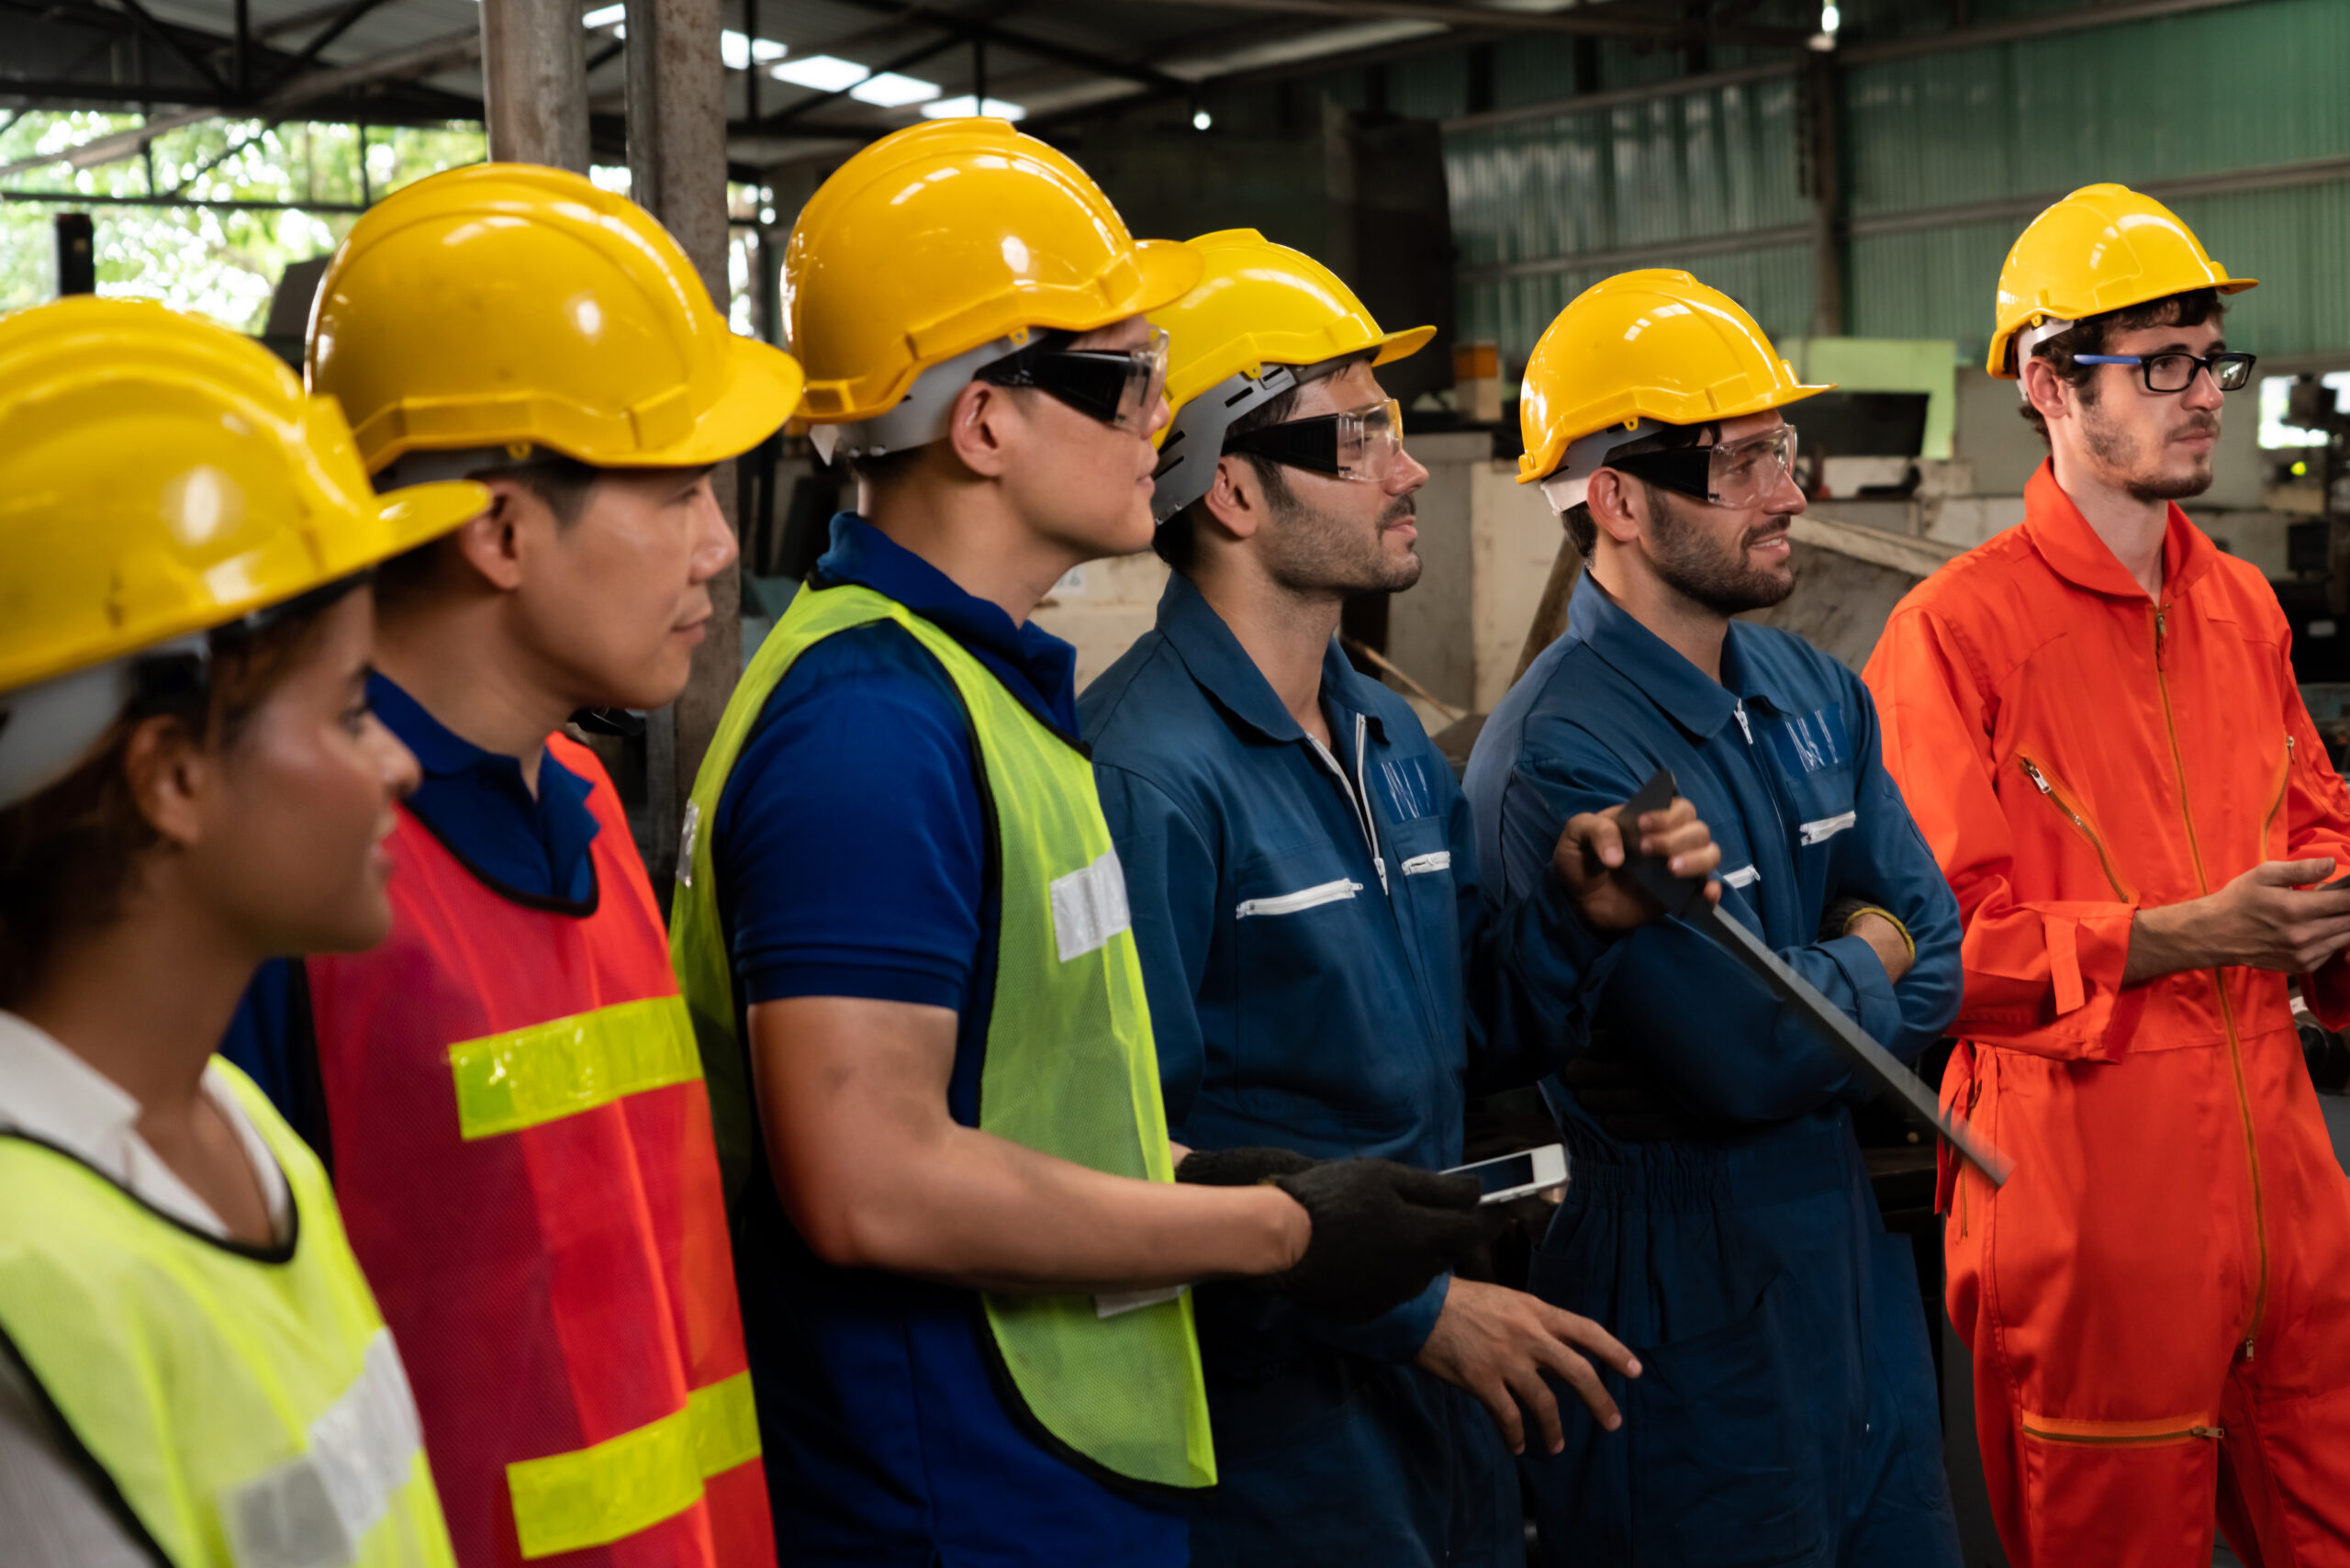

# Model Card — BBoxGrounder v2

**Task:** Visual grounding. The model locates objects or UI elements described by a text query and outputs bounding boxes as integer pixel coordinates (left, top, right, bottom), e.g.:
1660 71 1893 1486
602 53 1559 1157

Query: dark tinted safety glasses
1606 423 1799 510
2071 351 2256 394
976 328 1170 431
1222 398 1407 483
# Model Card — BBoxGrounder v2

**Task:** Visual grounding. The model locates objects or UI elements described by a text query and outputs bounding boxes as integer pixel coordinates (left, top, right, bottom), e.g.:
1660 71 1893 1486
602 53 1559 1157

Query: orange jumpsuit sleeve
1864 607 2138 1061
2277 622 2350 1028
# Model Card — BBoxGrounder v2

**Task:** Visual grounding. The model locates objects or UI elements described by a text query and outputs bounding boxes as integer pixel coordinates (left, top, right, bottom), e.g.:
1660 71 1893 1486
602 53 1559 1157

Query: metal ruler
1612 769 2014 1187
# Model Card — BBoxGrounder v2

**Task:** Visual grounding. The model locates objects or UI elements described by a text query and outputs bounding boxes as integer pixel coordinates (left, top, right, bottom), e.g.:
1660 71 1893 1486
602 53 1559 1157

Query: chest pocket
1229 845 1422 1132
1758 705 1860 879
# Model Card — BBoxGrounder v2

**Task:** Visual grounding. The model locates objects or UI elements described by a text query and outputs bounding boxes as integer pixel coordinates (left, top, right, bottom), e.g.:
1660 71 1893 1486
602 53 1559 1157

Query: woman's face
185 588 420 955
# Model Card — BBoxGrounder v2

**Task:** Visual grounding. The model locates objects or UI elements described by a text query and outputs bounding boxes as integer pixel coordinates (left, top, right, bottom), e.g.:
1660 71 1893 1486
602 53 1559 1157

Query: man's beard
1262 487 1424 598
2082 399 2219 503
1648 489 1796 616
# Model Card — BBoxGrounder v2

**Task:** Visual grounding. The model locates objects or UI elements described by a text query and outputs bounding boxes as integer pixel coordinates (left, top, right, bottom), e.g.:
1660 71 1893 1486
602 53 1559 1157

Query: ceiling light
582 5 624 26
851 72 942 107
770 54 869 91
720 29 788 69
919 95 1025 121
1192 108 1212 130
1821 2 1841 30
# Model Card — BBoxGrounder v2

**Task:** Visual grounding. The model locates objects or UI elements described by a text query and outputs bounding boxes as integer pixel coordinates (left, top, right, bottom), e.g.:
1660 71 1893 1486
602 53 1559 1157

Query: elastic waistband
1560 1111 1858 1212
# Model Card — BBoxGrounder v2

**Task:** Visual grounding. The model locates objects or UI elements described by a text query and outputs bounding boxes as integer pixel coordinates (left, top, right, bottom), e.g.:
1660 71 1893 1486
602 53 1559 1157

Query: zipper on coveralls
1732 700 1796 852
2019 1419 2225 1447
2260 735 2295 858
2017 756 2132 902
2154 606 2269 1362
1306 715 1387 895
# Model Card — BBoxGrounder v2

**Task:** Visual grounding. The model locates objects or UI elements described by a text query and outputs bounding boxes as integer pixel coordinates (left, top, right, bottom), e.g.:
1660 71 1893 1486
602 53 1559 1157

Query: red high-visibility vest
307 734 773 1568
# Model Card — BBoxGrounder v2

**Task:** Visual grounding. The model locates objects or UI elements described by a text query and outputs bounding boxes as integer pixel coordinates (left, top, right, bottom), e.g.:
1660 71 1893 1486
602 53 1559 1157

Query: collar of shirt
813 512 1082 738
1564 571 1795 743
368 672 599 904
1152 571 1392 750
2021 458 2216 603
0 1010 290 1241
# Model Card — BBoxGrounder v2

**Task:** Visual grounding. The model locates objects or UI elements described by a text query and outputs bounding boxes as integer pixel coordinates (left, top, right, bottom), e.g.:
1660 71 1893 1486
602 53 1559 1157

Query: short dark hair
2018 287 2225 444
1156 381 1306 574
0 603 341 1009
1565 423 1709 555
375 454 607 610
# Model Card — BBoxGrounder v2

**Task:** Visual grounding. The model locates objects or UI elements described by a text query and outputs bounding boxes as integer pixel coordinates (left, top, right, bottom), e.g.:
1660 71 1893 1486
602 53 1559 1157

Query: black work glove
1266 1159 1501 1323
1173 1146 1317 1187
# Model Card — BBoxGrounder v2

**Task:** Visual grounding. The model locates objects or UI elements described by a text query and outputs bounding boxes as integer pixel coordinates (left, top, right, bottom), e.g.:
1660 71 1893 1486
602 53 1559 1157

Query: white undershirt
0 1009 294 1565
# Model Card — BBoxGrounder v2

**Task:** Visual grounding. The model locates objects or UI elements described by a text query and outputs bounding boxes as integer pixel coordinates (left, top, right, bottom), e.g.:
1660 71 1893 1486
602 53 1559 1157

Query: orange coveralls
1863 463 2350 1567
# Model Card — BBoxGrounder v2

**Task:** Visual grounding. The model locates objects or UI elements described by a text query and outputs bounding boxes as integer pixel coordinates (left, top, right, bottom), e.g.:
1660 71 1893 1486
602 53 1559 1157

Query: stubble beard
1647 489 1796 616
2081 398 2218 504
1264 489 1424 598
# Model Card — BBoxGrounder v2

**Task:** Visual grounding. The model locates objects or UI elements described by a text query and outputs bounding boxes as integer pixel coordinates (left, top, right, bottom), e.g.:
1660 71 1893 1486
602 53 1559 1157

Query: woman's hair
0 602 341 1010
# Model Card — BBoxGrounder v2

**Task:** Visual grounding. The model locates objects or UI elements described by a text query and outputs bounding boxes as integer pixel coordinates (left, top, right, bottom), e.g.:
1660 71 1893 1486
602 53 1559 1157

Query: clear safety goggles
977 327 1170 432
1223 398 1407 483
1606 423 1799 510
2071 351 2256 394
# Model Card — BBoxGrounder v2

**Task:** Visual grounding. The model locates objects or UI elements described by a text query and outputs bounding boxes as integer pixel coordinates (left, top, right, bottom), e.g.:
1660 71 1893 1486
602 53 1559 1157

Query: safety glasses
1606 424 1799 510
2071 351 2256 394
1223 398 1408 483
976 328 1170 432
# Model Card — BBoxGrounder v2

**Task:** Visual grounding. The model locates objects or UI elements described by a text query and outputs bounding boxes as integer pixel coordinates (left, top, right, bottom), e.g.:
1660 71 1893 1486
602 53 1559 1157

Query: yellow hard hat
783 118 1202 428
1516 268 1829 486
1986 183 2255 377
309 162 805 475
0 297 486 696
1151 228 1432 521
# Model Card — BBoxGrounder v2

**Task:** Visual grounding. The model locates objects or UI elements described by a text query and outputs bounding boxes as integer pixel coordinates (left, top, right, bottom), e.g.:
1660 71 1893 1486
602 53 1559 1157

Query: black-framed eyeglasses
2072 351 2256 394
976 328 1170 431
1222 398 1407 483
1606 424 1799 510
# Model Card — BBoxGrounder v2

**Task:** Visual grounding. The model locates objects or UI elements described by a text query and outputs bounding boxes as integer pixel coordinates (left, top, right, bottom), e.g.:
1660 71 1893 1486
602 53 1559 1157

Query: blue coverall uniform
1083 573 1610 1568
1461 573 1965 1568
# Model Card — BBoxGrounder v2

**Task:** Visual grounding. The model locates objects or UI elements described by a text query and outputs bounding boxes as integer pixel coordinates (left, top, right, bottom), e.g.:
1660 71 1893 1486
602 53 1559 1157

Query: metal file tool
1612 768 2015 1188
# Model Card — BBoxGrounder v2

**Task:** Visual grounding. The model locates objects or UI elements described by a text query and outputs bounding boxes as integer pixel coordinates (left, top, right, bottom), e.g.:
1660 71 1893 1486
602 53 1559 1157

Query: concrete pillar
478 0 589 170
1804 50 1846 341
625 0 740 885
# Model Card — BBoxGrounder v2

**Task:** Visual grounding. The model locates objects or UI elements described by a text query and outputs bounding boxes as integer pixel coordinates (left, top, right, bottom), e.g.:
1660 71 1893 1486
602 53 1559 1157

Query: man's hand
1552 796 1723 932
1413 1278 1641 1455
2128 858 2350 983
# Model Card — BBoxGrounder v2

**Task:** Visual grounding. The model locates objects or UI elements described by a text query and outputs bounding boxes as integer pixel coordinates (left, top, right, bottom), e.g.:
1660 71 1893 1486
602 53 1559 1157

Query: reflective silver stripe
1400 851 1452 875
220 1329 423 1568
1049 848 1133 962
1799 812 1857 846
1236 879 1363 918
1722 865 1761 890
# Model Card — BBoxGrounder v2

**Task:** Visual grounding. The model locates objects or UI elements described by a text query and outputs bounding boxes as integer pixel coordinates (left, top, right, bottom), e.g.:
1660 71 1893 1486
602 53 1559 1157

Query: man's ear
2020 356 2073 427
1583 467 1645 547
452 480 535 592
1200 454 1266 543
943 378 1015 480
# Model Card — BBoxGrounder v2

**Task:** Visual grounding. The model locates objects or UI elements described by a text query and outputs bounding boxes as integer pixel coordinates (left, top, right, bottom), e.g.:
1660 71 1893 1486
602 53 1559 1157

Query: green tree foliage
1 113 488 330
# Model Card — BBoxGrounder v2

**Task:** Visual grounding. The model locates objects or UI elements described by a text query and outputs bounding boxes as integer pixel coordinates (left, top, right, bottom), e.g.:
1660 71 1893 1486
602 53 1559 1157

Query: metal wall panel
1846 0 2350 218
1460 241 1816 372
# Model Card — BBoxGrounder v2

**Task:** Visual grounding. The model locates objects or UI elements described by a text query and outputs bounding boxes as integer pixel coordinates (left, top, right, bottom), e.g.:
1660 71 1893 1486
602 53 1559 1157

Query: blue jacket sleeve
1503 711 1953 1126
1095 760 1449 1365
1446 782 1617 1094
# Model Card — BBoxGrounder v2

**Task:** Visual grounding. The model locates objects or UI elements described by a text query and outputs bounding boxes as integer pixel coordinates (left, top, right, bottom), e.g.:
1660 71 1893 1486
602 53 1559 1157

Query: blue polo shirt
709 513 1187 1567
221 671 602 1150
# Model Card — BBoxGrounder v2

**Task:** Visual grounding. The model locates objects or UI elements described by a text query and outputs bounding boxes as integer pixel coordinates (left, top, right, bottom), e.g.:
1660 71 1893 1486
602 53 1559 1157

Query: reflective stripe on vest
671 579 1217 1492
448 995 700 1140
506 1371 760 1559
0 1062 458 1568
307 734 774 1568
